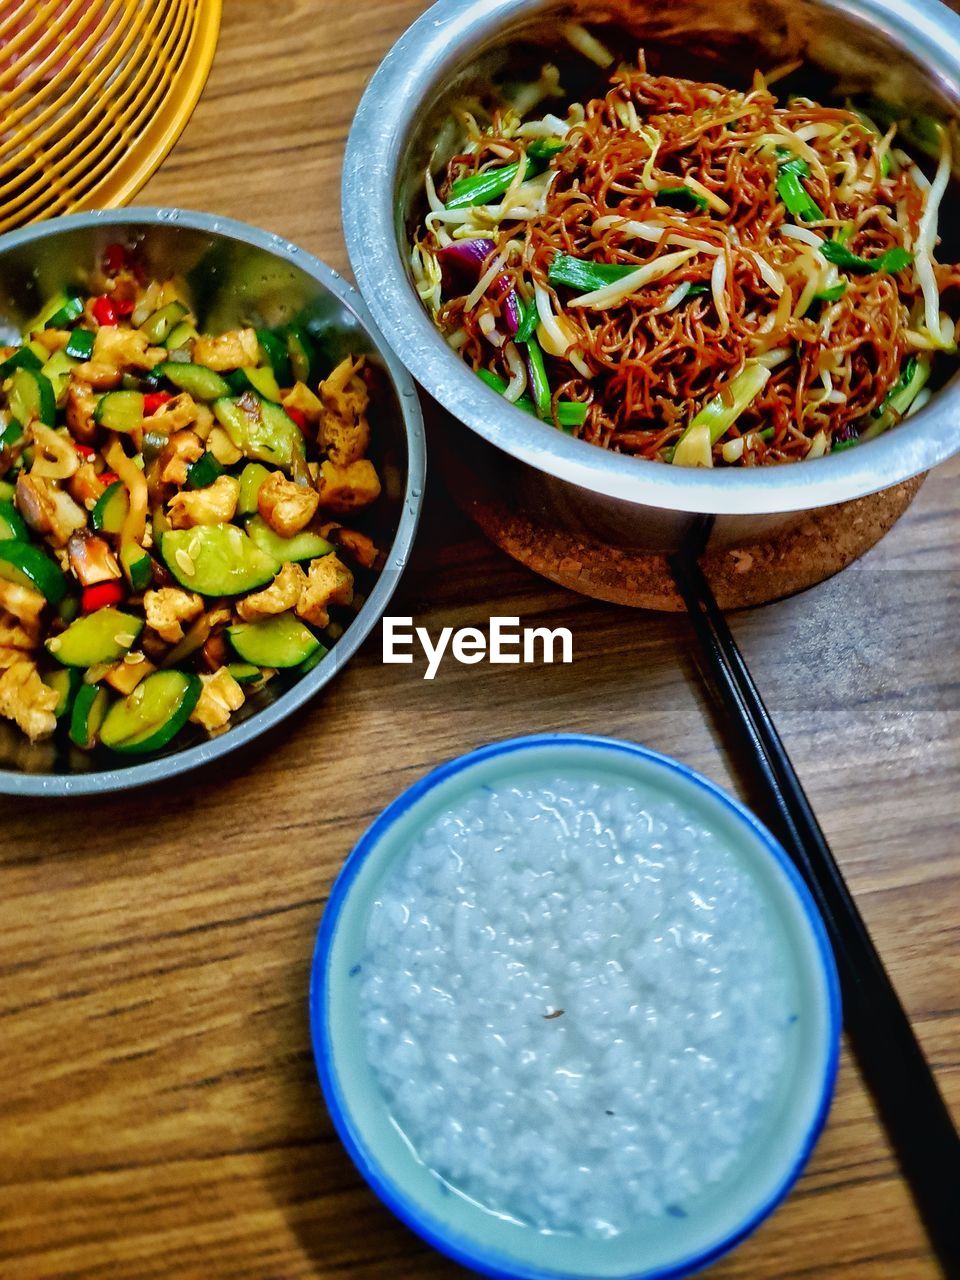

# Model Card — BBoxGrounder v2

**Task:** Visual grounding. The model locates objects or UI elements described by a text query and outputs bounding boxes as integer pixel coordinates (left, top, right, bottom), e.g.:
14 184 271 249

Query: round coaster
445 450 925 612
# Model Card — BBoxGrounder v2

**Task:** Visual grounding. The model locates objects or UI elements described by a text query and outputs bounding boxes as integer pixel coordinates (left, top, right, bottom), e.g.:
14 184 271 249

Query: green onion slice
814 283 848 303
514 295 539 344
776 167 824 222
525 334 552 418
654 185 709 212
548 254 639 292
476 368 588 430
672 362 772 461
819 241 912 274
446 140 564 211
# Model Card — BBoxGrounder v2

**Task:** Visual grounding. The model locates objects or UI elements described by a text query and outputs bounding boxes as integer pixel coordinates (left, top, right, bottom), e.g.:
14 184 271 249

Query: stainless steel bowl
343 0 960 549
0 208 425 796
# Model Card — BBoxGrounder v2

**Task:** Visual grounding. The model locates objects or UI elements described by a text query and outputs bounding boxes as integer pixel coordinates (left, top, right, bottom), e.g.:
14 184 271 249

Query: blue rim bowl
309 733 842 1279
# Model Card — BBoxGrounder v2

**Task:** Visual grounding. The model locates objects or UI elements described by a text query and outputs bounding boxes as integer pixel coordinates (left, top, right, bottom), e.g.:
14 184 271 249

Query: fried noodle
414 51 959 466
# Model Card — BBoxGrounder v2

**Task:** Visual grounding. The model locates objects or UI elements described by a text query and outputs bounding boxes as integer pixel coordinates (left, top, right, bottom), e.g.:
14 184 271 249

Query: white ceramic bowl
309 734 841 1279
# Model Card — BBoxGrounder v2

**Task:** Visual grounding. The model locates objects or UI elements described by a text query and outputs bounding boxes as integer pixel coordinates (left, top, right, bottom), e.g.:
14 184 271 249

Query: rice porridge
358 772 796 1239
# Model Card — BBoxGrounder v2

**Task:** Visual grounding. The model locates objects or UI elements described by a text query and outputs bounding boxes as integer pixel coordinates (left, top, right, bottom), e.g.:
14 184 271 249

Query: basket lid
0 0 221 232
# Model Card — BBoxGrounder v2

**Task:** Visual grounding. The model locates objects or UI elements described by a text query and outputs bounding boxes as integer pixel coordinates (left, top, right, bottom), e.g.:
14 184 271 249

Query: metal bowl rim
0 206 426 797
342 0 960 516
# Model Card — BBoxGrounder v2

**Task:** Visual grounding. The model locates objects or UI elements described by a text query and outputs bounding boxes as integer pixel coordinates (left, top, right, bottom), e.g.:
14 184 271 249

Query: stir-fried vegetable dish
413 27 960 466
0 244 383 753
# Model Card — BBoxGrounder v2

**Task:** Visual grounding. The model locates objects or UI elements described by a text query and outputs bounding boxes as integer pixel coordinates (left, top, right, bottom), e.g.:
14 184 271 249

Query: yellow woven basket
0 0 221 233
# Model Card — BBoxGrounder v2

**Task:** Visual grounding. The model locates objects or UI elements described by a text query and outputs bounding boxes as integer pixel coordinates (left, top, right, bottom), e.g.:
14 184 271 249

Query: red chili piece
75 443 95 459
99 471 120 488
285 406 309 433
92 295 117 326
113 297 135 318
81 581 125 612
102 243 129 275
143 391 172 416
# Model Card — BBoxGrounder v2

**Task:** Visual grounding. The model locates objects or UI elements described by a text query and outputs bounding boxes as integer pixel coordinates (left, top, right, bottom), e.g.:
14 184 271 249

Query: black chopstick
669 546 960 1275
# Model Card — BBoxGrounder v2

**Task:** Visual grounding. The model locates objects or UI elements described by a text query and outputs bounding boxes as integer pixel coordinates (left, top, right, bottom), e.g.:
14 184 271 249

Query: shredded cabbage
913 125 952 348
711 253 729 333
503 342 528 402
562 22 613 67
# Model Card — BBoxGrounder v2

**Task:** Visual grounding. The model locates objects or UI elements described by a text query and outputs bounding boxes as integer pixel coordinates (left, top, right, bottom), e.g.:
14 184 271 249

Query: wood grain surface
1 3 958 1278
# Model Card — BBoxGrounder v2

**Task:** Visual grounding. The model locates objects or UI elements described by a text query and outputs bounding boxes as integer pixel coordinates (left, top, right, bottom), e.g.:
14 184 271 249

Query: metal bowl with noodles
344 0 960 549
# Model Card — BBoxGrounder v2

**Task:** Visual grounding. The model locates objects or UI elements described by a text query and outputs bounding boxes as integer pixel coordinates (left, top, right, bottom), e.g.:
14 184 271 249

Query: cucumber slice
23 291 70 333
43 666 82 719
225 662 262 685
297 643 329 676
90 480 128 535
0 419 23 449
284 325 318 385
45 293 84 329
227 611 321 668
0 541 66 603
64 328 95 360
100 670 201 754
213 395 300 469
165 321 199 351
0 346 43 379
41 350 77 406
69 683 111 750
237 462 271 517
246 514 332 564
120 539 153 592
94 390 144 433
8 367 56 427
0 500 28 541
256 328 292 386
22 289 81 333
185 452 225 490
156 361 231 401
141 301 188 345
161 524 279 597
226 366 282 402
47 607 143 667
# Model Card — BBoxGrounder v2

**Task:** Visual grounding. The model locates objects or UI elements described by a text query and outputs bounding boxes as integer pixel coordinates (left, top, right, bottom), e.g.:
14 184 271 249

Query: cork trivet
448 459 925 612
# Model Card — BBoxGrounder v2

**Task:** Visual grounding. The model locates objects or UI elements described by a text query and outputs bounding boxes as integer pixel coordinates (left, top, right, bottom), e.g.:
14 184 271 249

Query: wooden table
1 3 957 1277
